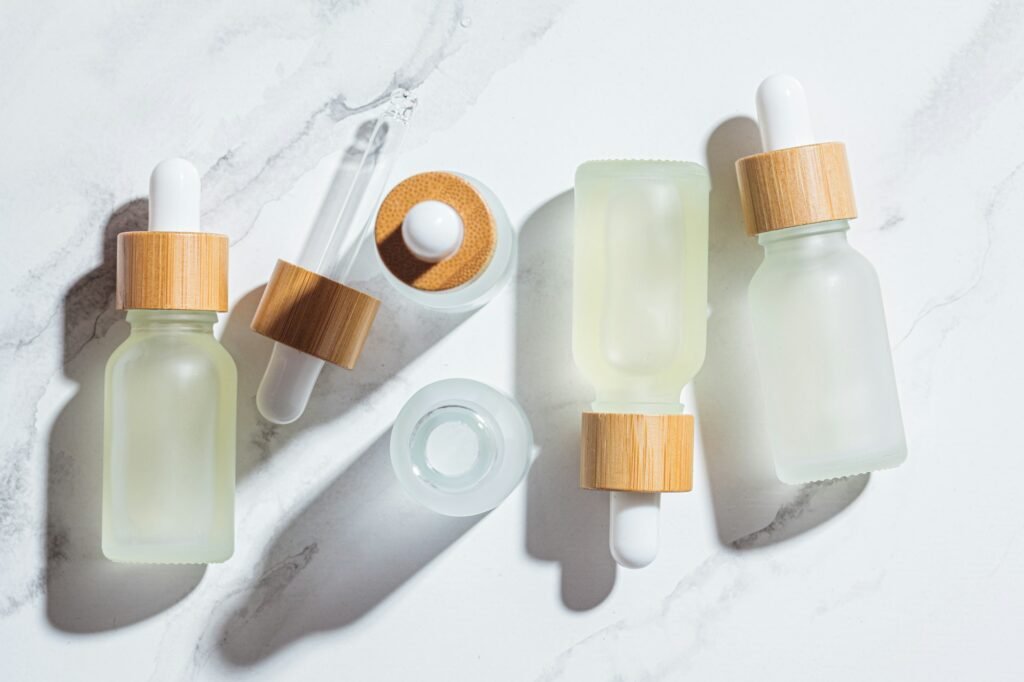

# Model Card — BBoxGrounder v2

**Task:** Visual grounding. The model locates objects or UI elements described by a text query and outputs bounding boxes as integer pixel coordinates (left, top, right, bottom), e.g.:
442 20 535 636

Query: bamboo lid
374 172 496 291
580 412 694 493
116 231 229 311
250 259 380 369
735 141 857 234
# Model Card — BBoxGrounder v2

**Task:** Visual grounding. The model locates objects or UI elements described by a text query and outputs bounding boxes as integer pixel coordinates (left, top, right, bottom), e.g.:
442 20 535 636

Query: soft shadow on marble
213 432 480 665
46 201 205 633
694 117 868 548
518 190 616 610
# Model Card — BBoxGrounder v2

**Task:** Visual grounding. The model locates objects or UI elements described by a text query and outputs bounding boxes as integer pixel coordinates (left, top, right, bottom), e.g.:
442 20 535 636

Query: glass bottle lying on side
573 159 710 568
736 75 907 484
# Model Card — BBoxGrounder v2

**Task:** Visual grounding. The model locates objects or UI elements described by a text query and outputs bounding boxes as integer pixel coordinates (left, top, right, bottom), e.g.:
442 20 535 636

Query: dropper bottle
103 159 237 564
735 75 907 483
252 89 416 424
573 160 710 568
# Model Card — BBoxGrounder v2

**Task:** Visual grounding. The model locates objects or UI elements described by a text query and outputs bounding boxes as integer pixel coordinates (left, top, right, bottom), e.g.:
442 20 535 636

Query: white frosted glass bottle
389 378 533 516
573 160 709 568
103 310 236 562
102 159 237 563
736 75 906 484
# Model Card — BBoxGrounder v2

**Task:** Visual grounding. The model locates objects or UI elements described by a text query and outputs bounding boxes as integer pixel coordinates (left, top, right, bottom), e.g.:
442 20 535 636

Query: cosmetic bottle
374 172 516 312
735 75 907 484
573 160 710 568
390 379 533 516
252 89 415 424
103 159 236 564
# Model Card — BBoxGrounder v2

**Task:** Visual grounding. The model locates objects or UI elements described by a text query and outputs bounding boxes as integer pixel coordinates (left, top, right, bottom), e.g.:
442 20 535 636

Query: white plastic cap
256 343 326 424
149 158 201 232
609 491 660 569
755 74 816 152
401 200 464 263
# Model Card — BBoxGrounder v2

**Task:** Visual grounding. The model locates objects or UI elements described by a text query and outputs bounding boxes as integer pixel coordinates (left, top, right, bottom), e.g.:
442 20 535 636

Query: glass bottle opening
409 405 498 493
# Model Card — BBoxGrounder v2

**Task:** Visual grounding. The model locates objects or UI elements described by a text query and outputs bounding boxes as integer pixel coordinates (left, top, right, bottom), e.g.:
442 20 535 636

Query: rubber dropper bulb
401 200 464 263
755 74 816 152
150 158 201 231
256 344 326 425
609 491 660 568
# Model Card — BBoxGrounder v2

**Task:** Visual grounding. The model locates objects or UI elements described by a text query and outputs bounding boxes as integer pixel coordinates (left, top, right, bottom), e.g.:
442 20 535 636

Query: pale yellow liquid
102 310 236 563
572 161 710 408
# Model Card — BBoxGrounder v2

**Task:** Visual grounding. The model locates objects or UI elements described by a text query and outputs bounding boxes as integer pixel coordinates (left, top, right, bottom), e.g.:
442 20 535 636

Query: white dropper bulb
755 74 816 152
401 200 464 262
149 158 201 231
609 491 660 568
256 344 326 424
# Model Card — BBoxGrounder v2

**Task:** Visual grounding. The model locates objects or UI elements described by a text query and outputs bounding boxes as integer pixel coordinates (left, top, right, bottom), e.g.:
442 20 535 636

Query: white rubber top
609 491 660 568
755 74 816 152
401 200 464 263
149 158 201 232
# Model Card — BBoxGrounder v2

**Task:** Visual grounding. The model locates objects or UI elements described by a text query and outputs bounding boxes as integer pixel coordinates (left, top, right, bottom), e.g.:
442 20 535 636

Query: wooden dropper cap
580 412 694 493
374 172 497 291
116 159 229 311
250 260 380 369
735 75 857 234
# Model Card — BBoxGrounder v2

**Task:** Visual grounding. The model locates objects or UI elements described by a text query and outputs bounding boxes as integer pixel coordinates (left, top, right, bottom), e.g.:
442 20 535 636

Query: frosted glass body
573 160 709 408
749 221 906 483
390 379 532 516
103 310 237 563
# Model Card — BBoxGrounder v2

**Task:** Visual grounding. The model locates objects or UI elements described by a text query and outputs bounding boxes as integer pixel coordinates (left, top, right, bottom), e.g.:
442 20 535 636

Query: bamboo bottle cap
375 172 496 291
735 142 857 234
735 75 857 234
116 231 229 311
580 412 694 493
250 260 380 369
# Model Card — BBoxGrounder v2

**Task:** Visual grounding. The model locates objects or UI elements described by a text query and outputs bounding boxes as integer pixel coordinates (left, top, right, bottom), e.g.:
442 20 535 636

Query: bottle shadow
517 190 616 610
694 116 869 549
215 433 482 665
46 200 206 633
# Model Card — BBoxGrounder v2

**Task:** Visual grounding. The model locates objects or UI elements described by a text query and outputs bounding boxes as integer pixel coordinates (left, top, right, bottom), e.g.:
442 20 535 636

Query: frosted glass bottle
102 159 237 563
573 160 709 568
748 221 905 483
103 310 237 563
736 75 906 484
389 378 532 516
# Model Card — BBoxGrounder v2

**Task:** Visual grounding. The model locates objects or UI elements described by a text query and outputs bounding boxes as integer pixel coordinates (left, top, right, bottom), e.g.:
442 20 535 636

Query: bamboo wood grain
375 172 496 291
250 260 380 369
116 231 229 311
580 412 694 493
735 142 856 234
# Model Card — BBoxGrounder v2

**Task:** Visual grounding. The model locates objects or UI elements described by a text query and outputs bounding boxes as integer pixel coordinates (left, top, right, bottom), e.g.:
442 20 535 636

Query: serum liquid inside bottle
102 159 237 563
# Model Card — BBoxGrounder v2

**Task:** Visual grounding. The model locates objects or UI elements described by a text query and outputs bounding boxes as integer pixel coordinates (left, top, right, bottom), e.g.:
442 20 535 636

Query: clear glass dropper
256 89 417 424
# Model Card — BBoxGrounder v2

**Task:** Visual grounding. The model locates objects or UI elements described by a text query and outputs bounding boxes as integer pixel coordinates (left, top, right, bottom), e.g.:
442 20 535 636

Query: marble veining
2 0 1023 680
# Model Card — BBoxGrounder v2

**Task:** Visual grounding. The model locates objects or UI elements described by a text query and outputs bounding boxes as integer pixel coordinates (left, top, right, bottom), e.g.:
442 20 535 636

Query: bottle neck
591 399 684 415
126 309 217 333
757 219 850 256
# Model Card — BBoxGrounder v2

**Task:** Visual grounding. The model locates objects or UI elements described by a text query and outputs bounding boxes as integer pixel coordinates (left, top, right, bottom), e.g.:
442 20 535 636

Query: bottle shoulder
107 329 236 379
751 240 880 291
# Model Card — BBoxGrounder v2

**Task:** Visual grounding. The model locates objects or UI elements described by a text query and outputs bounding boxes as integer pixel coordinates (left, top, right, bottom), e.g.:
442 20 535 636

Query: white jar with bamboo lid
735 75 907 484
103 158 237 564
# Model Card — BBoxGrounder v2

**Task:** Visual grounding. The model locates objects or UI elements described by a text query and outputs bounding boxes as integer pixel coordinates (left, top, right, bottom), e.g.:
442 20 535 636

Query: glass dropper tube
256 89 416 424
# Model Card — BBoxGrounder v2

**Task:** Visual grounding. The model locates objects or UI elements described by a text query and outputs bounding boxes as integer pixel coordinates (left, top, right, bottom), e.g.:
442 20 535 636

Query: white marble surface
2 0 1023 679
